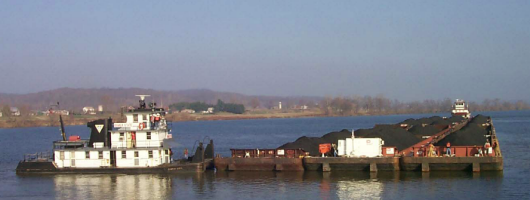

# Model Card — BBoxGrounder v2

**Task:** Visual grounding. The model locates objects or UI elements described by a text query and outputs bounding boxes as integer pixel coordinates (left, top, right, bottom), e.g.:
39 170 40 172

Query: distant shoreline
0 110 326 129
2 109 525 129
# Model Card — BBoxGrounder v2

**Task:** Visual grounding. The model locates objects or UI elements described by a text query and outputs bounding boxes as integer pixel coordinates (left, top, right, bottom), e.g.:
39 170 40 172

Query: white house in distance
202 107 214 114
10 107 20 116
83 107 96 115
180 109 195 114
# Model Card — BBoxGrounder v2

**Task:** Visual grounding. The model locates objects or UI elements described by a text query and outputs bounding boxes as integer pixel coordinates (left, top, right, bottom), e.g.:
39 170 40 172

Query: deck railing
410 146 496 157
23 151 51 162
231 149 307 158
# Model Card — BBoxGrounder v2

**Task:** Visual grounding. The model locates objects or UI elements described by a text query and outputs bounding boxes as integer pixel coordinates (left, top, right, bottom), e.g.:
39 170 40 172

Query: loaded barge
17 95 214 174
215 100 503 172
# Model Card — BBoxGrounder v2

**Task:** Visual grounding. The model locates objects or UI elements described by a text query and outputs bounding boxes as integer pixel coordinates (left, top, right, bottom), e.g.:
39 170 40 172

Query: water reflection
211 171 503 200
32 171 503 200
336 179 382 200
53 174 173 200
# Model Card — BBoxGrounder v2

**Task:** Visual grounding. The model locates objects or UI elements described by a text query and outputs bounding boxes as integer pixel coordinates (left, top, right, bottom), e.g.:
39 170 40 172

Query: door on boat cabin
165 149 170 163
110 151 116 167
127 132 132 148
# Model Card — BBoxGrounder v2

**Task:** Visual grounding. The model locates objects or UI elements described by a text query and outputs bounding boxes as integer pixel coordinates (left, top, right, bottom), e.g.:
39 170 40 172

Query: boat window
142 114 147 122
60 151 64 160
121 151 126 159
85 151 90 159
134 151 139 158
98 151 103 159
149 151 153 158
147 132 151 140
133 114 138 123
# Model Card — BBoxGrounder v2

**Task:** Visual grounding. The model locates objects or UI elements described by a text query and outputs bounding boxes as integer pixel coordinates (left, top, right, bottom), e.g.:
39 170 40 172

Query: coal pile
435 123 489 146
400 118 422 126
321 129 353 144
277 115 476 156
435 115 491 146
430 119 451 126
470 114 490 125
447 115 465 123
428 116 444 122
278 125 420 156
279 136 330 156
408 125 443 137
358 125 420 151
399 115 466 126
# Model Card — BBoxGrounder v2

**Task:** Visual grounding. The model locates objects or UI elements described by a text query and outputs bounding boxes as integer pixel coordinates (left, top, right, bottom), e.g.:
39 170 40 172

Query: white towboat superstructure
451 99 471 119
51 95 173 169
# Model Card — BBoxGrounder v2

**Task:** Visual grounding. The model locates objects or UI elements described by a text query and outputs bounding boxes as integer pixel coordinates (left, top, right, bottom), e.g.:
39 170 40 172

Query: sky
0 1 529 101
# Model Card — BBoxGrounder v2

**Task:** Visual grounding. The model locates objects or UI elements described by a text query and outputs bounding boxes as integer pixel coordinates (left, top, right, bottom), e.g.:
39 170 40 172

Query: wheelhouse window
133 114 138 123
148 150 153 158
98 151 103 159
134 151 139 158
85 151 90 159
147 132 151 140
120 132 124 141
121 151 126 159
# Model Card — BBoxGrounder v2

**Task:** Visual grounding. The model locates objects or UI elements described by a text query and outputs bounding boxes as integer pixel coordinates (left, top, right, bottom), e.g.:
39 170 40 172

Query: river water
1 111 528 200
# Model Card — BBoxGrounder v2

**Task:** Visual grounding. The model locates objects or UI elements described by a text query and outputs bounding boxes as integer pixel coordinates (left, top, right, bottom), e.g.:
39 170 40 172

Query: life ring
138 123 144 130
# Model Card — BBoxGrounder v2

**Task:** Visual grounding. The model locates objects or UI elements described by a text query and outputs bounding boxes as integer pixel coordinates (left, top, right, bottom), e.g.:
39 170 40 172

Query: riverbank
0 109 326 128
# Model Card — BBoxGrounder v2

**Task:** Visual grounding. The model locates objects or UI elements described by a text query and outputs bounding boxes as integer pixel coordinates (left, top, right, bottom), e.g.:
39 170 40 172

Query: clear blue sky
1 1 529 101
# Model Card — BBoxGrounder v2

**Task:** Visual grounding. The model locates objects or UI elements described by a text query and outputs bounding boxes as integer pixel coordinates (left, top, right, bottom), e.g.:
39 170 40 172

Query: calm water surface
1 111 528 200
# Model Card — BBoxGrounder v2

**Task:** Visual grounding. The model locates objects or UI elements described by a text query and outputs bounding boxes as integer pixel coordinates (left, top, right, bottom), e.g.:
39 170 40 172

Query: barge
17 95 213 174
215 99 503 172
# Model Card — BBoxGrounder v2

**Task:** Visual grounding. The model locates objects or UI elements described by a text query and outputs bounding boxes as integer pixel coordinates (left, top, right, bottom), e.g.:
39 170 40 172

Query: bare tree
18 104 31 116
250 98 260 109
1 105 11 119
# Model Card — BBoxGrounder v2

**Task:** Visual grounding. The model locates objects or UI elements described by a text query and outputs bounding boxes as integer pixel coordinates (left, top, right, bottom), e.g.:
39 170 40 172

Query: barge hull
215 157 304 171
214 156 502 172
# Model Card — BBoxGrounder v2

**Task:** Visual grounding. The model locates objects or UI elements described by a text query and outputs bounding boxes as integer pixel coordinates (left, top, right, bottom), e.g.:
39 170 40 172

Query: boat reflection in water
47 171 502 199
336 179 382 200
52 174 174 200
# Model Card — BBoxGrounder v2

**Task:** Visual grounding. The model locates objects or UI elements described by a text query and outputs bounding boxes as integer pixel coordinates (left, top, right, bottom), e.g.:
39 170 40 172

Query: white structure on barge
52 95 173 169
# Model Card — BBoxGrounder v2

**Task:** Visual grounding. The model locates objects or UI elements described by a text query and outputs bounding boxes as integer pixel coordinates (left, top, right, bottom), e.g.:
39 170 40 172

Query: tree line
319 95 530 116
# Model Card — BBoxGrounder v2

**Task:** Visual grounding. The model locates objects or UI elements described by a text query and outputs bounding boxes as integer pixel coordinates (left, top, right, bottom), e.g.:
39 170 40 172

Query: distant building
56 110 70 115
44 109 69 116
202 107 214 114
291 105 309 110
180 109 195 114
98 105 103 112
271 102 283 110
10 107 20 116
82 107 96 115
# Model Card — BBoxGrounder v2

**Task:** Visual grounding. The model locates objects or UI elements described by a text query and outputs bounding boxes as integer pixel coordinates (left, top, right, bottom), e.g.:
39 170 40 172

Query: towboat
16 95 213 174
451 99 471 119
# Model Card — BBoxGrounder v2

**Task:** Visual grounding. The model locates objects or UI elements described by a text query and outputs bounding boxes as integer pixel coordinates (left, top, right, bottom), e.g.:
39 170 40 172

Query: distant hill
0 88 322 112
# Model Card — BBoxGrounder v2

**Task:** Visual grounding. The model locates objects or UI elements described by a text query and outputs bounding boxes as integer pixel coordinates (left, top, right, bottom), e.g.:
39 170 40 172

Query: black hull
16 159 213 174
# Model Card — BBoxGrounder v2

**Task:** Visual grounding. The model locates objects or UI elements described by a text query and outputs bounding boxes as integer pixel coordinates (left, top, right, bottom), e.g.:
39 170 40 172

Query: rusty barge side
214 155 503 172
